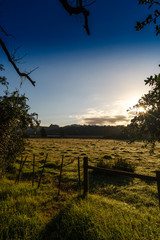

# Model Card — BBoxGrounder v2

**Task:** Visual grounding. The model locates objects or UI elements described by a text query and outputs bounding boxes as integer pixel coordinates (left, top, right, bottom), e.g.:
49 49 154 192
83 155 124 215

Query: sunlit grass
23 138 160 177
40 195 160 240
0 179 66 240
1 138 160 239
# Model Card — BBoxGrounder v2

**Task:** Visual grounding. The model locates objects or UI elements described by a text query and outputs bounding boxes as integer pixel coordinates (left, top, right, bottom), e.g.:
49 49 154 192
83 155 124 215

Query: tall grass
0 179 57 240
41 195 160 240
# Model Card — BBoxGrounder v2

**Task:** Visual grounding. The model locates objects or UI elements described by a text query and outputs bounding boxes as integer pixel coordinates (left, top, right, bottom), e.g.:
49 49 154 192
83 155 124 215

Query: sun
126 97 140 109
125 97 146 113
136 106 145 113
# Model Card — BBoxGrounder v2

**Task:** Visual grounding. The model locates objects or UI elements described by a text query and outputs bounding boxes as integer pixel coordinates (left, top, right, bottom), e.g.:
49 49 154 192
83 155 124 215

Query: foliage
97 157 135 172
112 157 135 172
0 66 40 176
128 73 160 147
0 64 8 87
136 0 160 35
97 159 112 169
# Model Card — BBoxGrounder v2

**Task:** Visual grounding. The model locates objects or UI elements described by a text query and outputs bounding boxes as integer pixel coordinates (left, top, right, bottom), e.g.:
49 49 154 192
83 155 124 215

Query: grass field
1 138 160 239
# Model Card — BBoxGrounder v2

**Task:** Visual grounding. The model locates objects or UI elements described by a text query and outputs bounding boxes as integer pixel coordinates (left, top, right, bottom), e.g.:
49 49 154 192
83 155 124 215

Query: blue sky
1 0 160 126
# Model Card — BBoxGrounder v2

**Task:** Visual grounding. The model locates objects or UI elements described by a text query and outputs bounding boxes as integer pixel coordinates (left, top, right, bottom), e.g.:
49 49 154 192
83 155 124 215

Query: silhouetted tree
0 66 40 176
136 0 160 35
128 1 160 147
127 72 160 149
40 127 47 138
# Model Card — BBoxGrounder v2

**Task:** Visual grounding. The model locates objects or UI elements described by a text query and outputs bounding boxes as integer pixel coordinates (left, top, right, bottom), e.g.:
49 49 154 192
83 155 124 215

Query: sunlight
125 97 140 110
136 106 145 113
124 97 146 114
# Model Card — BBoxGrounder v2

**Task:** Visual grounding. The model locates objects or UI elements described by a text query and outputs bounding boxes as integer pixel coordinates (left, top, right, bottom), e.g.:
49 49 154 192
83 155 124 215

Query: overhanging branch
0 37 36 86
59 0 91 34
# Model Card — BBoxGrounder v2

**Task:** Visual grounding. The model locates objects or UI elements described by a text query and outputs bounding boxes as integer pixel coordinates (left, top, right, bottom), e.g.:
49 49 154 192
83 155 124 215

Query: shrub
113 157 135 172
97 157 135 172
0 69 40 176
97 159 111 169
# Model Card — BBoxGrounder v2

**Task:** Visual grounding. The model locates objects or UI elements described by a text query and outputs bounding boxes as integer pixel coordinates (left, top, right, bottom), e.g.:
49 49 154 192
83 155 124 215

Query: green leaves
136 0 160 35
138 0 160 7
0 67 40 175
128 71 160 145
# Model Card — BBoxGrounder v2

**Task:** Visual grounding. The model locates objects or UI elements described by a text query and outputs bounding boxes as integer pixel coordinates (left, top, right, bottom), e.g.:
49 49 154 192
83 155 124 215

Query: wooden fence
15 154 82 196
83 157 160 208
15 154 160 207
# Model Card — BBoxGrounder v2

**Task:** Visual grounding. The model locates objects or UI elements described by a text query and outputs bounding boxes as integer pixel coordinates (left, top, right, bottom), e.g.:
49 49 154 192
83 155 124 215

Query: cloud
69 99 137 126
83 115 130 125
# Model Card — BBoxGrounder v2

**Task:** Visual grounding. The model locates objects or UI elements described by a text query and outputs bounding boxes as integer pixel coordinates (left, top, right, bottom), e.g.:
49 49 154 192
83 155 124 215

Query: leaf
20 76 23 87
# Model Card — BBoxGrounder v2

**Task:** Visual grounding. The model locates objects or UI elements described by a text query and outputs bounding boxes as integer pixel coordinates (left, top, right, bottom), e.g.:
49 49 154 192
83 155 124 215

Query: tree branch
0 25 15 38
83 0 96 8
0 37 36 86
59 0 90 35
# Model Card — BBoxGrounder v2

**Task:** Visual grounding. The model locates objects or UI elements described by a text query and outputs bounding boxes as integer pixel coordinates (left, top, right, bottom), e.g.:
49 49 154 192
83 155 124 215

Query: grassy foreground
1 180 160 240
1 138 160 239
41 195 160 240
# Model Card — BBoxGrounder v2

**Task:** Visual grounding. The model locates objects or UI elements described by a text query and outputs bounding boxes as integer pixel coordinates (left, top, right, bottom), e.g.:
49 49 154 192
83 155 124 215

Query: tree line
28 124 132 140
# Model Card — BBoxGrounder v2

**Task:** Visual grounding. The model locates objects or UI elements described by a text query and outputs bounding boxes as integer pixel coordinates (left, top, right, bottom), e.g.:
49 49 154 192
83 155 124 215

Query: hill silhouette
27 124 128 139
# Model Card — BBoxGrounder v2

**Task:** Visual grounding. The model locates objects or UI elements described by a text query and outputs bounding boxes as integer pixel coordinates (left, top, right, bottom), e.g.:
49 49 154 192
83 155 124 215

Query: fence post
15 155 27 183
32 154 35 187
57 155 64 197
37 153 48 189
83 157 89 198
156 171 160 208
78 157 81 191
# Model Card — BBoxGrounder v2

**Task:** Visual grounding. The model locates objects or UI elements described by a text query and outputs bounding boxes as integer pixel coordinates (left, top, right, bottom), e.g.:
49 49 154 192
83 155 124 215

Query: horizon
36 123 127 128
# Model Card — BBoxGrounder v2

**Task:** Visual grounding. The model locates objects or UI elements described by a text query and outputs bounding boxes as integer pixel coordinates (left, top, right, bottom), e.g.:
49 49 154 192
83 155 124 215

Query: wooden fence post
78 157 81 190
15 155 27 183
32 154 35 187
15 156 23 184
83 157 89 198
37 153 48 189
57 155 64 197
20 155 23 169
156 171 160 208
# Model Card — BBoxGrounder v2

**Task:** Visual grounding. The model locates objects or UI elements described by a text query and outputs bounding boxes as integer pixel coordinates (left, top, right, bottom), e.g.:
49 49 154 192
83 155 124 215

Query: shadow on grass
57 176 80 193
39 196 93 240
20 171 39 180
20 170 58 181
88 170 133 194
45 163 59 169
39 206 69 240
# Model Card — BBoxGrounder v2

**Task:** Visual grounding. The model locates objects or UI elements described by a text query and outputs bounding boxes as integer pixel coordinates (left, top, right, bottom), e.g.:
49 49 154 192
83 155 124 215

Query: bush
97 159 112 169
0 70 40 176
113 157 135 172
97 157 135 172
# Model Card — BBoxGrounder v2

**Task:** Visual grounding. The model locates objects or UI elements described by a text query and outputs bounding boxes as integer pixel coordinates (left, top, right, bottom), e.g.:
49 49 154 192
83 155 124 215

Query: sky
1 0 160 126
